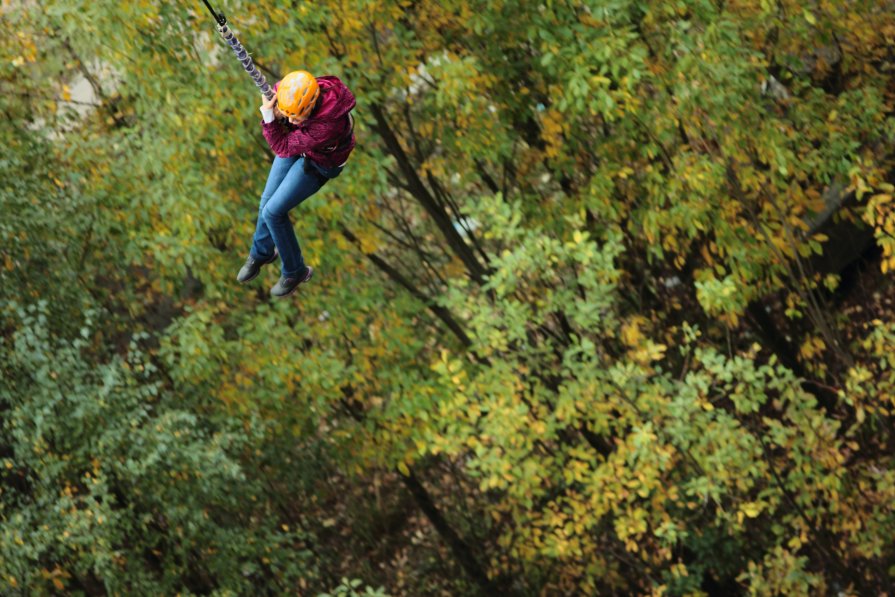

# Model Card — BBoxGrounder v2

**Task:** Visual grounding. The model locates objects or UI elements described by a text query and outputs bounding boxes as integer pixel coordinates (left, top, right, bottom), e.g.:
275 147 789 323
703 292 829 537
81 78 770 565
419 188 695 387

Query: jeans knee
261 204 286 225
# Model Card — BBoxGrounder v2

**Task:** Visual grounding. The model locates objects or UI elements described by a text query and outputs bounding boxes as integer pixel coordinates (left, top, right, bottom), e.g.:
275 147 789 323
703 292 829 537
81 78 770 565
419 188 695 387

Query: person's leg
250 156 300 260
260 157 326 278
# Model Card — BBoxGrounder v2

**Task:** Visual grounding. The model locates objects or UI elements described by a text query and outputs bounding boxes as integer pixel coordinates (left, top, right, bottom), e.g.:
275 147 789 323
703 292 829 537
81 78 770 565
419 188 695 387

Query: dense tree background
2 0 895 594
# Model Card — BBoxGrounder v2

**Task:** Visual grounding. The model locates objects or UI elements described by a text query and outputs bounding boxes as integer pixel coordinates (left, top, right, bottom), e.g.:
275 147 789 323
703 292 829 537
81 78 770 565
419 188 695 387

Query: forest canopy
2 0 895 594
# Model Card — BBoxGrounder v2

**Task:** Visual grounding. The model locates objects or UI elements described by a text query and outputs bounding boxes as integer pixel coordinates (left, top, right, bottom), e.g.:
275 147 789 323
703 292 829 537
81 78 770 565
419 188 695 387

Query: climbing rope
201 0 275 101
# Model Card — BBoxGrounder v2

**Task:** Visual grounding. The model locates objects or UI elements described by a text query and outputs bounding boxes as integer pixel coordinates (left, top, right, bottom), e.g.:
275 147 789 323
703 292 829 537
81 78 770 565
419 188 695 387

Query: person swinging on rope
237 70 356 297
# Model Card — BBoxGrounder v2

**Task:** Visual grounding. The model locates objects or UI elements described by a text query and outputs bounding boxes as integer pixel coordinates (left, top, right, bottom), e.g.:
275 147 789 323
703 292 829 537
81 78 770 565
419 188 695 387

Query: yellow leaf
741 502 761 518
621 316 646 348
397 461 410 476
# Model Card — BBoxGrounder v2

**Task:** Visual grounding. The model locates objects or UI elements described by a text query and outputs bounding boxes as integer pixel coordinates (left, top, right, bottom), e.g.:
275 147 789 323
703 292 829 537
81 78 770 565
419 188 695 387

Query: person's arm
258 91 316 157
261 121 317 158
259 84 281 123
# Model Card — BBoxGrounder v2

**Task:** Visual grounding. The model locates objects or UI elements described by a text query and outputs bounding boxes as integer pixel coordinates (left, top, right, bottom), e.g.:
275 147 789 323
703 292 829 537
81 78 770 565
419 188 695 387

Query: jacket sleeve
260 121 317 158
258 79 311 158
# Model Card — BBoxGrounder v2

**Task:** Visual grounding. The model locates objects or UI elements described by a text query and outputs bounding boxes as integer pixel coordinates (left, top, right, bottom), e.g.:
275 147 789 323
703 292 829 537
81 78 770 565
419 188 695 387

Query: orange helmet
277 70 320 121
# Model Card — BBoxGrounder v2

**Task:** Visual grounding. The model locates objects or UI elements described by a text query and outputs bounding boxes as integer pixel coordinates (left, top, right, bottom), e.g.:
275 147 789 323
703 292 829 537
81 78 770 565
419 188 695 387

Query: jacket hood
313 76 356 121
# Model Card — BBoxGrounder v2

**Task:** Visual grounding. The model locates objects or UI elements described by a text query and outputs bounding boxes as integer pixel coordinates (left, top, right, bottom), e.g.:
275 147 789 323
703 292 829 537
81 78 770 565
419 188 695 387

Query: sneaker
271 266 313 298
237 251 278 283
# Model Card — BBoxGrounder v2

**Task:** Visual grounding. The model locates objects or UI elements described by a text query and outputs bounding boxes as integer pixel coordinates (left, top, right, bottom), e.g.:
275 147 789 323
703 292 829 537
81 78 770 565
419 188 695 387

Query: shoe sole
238 253 278 283
274 266 313 298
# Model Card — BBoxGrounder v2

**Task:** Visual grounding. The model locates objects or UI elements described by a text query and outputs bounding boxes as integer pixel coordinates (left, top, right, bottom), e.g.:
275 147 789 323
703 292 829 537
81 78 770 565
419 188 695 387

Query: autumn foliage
2 0 895 595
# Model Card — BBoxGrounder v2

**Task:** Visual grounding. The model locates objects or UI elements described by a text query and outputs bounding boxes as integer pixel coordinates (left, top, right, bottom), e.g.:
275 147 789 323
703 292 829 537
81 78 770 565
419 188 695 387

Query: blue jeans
250 156 341 278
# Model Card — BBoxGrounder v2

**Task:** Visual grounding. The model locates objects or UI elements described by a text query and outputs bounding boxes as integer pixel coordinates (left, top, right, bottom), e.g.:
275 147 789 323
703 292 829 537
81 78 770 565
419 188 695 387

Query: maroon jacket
261 75 356 168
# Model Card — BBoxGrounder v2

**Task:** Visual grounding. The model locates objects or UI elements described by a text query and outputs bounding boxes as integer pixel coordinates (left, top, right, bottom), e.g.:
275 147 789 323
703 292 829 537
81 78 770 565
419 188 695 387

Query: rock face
808 181 877 279
68 75 98 119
